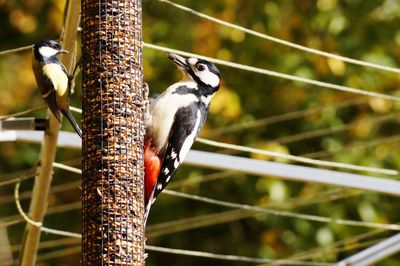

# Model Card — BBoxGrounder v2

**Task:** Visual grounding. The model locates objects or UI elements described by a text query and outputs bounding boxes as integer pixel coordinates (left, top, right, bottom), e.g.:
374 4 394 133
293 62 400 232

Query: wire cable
291 229 386 259
145 245 332 265
69 106 82 114
0 180 80 205
53 162 82 174
0 106 46 121
0 201 81 229
4 246 81 266
274 113 399 145
147 189 359 238
0 44 33 56
260 239 383 266
50 142 399 177
157 0 400 74
167 171 235 189
205 97 368 137
3 1 400 76
0 168 36 187
303 135 400 159
196 138 399 176
10 238 80 253
144 43 400 102
163 189 400 231
3 201 332 266
14 180 81 238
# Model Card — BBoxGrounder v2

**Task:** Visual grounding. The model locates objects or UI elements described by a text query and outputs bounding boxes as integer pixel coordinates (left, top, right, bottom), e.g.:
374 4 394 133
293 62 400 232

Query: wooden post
18 1 81 265
81 0 146 265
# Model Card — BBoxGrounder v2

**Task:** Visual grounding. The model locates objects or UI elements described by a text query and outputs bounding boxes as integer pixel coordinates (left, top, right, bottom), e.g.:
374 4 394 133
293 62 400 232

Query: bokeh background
1 0 400 265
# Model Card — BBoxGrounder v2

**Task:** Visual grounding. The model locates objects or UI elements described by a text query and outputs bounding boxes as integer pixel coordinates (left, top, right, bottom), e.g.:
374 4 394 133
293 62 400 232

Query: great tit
32 39 82 138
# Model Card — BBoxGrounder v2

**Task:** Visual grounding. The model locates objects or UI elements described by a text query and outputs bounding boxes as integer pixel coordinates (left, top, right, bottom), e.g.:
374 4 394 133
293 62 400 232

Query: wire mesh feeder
81 0 146 264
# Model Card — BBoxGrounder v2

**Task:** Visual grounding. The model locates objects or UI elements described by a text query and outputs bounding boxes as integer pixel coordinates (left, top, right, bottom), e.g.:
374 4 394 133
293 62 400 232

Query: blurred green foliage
1 0 400 265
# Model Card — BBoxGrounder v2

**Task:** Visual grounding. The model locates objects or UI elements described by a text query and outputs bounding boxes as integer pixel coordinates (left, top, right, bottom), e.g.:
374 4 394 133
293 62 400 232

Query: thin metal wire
98 0 105 261
6 169 394 265
259 239 384 266
49 140 400 179
303 135 400 159
10 237 80 253
110 4 117 263
289 229 386 260
0 44 33 56
14 38 390 104
205 97 368 137
167 171 235 189
121 0 129 257
3 1 400 77
123 0 130 260
0 179 80 205
14 180 81 238
292 239 383 262
157 0 400 74
53 162 82 174
144 43 400 102
4 195 337 266
4 246 82 266
163 189 400 231
4 241 333 266
145 245 333 266
69 106 82 114
335 233 400 266
0 201 81 229
0 168 36 187
147 189 359 238
274 112 399 145
105 0 110 262
0 219 24 228
0 106 47 121
36 246 81 263
196 138 399 176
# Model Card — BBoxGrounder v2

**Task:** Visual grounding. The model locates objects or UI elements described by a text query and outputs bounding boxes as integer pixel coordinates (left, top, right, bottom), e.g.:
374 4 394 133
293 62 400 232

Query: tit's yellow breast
42 63 69 97
42 63 69 109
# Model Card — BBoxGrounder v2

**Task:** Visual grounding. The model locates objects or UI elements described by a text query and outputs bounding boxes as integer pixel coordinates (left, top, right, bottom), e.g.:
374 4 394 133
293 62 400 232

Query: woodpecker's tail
62 109 82 138
144 201 151 226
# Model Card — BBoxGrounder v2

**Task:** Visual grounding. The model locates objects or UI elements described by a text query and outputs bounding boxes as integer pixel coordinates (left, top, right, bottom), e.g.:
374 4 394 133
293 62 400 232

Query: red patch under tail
144 139 161 206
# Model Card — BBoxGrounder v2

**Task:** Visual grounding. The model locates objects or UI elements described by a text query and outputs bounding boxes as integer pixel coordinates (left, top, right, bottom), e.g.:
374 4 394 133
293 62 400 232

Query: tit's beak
59 48 69 54
168 53 189 71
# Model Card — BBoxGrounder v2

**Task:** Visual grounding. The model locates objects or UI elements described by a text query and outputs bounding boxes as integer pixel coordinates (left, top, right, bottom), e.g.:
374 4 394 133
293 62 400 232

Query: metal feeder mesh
81 0 145 264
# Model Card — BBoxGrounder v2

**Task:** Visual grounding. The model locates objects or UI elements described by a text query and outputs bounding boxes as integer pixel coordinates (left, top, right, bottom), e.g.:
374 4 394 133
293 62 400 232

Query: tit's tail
62 109 82 138
41 90 61 122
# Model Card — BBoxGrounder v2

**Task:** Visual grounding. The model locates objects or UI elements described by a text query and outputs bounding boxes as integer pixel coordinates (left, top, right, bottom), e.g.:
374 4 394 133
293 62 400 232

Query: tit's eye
196 64 206 71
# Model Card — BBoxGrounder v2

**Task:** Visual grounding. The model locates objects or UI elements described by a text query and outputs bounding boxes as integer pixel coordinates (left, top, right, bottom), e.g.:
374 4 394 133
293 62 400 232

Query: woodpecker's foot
143 81 151 123
143 81 149 101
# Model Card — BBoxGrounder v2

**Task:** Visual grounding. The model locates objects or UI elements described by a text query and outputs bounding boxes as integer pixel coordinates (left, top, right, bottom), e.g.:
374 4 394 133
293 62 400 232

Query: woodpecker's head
168 53 221 90
33 39 68 62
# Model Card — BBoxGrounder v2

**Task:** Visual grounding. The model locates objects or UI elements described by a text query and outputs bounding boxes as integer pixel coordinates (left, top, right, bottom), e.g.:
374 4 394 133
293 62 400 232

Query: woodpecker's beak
168 53 189 71
59 48 69 54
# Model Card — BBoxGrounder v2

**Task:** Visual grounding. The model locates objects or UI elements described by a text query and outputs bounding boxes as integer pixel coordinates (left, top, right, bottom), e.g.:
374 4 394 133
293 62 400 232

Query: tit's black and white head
33 39 68 62
168 53 221 91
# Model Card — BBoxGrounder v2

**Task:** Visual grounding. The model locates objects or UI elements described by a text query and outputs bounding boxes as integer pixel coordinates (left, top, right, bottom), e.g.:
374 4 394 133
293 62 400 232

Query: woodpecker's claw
143 82 151 124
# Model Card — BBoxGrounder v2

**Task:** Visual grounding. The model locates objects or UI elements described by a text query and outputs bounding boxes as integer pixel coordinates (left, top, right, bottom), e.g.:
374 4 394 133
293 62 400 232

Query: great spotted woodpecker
144 53 221 221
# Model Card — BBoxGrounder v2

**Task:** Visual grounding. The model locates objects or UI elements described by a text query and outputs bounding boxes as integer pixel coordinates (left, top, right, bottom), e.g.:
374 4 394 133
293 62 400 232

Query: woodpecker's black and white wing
152 104 207 201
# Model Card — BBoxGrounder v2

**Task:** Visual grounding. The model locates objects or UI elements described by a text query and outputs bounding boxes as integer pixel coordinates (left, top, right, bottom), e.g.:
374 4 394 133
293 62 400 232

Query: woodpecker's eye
196 64 206 71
